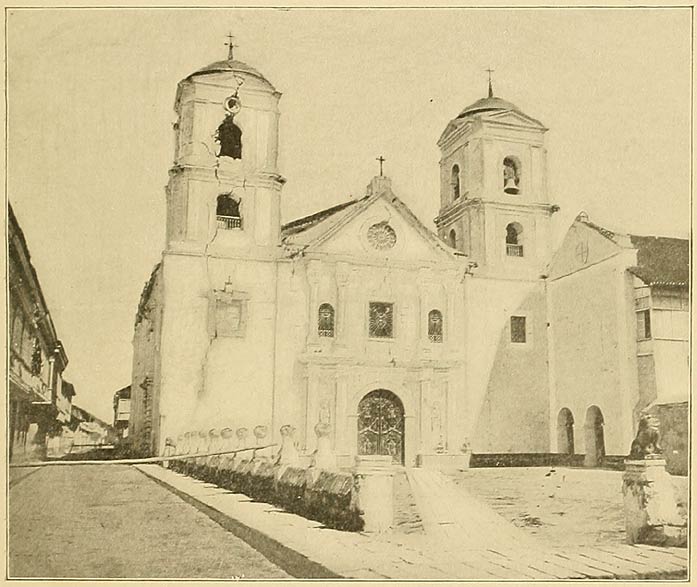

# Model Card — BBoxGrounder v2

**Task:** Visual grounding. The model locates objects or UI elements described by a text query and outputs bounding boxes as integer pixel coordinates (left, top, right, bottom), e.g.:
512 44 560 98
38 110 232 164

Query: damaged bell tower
142 47 286 455
166 48 285 254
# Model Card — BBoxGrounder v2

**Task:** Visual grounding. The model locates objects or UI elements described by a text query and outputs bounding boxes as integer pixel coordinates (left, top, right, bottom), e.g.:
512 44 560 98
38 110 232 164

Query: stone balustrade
166 423 395 533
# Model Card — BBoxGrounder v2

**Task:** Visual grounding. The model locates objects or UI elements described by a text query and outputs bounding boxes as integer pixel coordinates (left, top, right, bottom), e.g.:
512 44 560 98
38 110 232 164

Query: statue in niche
216 115 242 159
319 399 331 425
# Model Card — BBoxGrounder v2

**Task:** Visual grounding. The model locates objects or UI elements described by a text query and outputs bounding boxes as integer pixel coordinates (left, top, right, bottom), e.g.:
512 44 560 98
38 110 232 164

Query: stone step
392 469 424 534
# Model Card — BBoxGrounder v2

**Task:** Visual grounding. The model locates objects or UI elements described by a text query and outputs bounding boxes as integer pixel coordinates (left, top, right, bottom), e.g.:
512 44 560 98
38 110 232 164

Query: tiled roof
281 196 369 238
628 234 689 288
580 218 617 243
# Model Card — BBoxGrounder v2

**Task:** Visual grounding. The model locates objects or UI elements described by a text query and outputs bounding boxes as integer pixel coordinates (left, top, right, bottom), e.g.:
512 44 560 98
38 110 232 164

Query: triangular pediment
485 109 546 129
288 190 460 266
438 118 470 145
548 220 623 279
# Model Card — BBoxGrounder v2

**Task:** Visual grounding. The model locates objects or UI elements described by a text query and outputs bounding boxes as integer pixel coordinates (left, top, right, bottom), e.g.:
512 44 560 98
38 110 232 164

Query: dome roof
456 95 523 119
185 58 276 90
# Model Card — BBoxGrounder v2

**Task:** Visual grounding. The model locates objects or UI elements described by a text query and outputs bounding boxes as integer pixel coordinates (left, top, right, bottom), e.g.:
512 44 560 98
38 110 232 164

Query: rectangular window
510 316 527 343
369 302 394 338
636 309 651 340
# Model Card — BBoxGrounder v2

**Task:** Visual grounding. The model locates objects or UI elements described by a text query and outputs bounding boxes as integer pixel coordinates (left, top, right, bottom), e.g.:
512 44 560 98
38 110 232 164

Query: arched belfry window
216 115 242 159
451 164 461 200
428 309 443 343
505 222 523 257
318 303 335 338
448 229 457 249
216 193 242 229
503 157 521 194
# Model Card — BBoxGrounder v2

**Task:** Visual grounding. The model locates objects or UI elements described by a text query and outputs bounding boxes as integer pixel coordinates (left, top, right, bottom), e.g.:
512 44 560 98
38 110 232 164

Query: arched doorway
357 390 405 464
557 408 575 454
584 405 605 467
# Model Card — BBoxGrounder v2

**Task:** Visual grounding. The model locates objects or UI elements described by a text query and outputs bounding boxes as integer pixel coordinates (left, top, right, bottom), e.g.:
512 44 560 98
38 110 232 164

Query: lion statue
628 413 662 459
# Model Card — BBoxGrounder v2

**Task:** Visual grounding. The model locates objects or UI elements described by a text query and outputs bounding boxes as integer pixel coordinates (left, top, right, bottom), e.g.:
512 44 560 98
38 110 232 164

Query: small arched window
503 156 521 194
448 229 457 249
216 115 242 159
216 193 242 229
505 222 523 257
318 303 335 338
428 309 443 343
451 164 461 200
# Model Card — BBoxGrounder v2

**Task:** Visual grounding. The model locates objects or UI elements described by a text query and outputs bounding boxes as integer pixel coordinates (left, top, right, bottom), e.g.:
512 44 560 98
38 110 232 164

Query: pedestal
622 458 686 546
311 422 337 470
276 425 300 466
352 455 395 533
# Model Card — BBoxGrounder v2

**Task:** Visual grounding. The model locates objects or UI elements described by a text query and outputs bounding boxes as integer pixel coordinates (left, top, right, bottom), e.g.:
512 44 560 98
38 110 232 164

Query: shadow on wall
471 287 550 453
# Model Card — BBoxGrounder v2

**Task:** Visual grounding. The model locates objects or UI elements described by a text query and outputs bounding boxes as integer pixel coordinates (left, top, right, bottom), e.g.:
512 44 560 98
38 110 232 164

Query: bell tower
166 44 284 256
434 81 558 279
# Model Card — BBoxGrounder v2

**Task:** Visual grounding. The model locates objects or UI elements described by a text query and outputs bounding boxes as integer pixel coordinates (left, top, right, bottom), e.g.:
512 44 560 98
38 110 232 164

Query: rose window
367 222 396 250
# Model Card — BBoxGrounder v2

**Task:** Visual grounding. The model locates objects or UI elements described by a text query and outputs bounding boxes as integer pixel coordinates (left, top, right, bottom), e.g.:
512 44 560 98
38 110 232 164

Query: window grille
318 303 335 338
510 316 527 343
428 309 443 343
369 302 394 338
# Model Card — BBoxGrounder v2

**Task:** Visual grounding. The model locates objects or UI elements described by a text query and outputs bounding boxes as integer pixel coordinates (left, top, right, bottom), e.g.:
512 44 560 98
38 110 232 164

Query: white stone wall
464 276 550 452
548 254 639 456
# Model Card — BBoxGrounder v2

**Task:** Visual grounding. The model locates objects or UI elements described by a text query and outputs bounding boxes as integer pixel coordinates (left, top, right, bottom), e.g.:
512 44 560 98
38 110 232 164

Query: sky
6 8 692 421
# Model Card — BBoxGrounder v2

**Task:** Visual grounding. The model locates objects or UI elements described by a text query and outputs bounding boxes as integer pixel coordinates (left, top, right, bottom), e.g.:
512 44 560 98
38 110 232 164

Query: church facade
128 54 688 470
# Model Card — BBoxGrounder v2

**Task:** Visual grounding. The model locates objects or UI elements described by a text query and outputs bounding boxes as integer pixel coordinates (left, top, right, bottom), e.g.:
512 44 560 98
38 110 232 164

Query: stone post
276 425 300 466
622 458 686 546
311 422 337 470
236 427 249 450
207 428 220 468
162 436 175 468
253 425 270 461
352 455 395 533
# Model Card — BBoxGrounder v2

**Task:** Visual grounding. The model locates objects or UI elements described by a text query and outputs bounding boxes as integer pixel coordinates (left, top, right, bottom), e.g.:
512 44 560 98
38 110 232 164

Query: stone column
622 458 686 547
335 264 350 346
311 422 337 470
307 261 321 347
352 455 395 533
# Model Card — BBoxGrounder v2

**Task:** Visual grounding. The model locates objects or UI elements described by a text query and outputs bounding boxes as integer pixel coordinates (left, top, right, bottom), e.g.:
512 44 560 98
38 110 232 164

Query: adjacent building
548 219 689 473
70 404 115 450
128 53 689 471
113 385 132 440
9 204 73 462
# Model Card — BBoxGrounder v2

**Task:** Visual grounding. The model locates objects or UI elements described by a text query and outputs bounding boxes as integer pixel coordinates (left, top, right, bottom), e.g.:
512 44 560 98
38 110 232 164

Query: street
9 464 290 579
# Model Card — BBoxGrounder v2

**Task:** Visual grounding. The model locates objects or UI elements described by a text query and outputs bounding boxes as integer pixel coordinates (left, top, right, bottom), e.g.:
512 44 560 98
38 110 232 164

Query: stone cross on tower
225 33 238 61
486 68 495 98
376 155 386 177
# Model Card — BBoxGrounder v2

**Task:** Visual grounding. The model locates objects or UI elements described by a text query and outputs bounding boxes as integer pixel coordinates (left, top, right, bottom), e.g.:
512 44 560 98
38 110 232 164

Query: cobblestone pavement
450 467 689 548
9 464 290 579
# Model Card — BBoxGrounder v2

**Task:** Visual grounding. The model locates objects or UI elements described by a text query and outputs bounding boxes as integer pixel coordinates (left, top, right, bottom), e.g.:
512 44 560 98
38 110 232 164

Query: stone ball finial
221 427 234 439
236 427 249 440
253 425 268 442
209 428 220 438
279 424 296 438
199 430 208 439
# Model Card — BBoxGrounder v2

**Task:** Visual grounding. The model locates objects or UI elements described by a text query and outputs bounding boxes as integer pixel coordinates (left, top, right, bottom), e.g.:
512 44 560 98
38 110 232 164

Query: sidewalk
136 464 688 580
